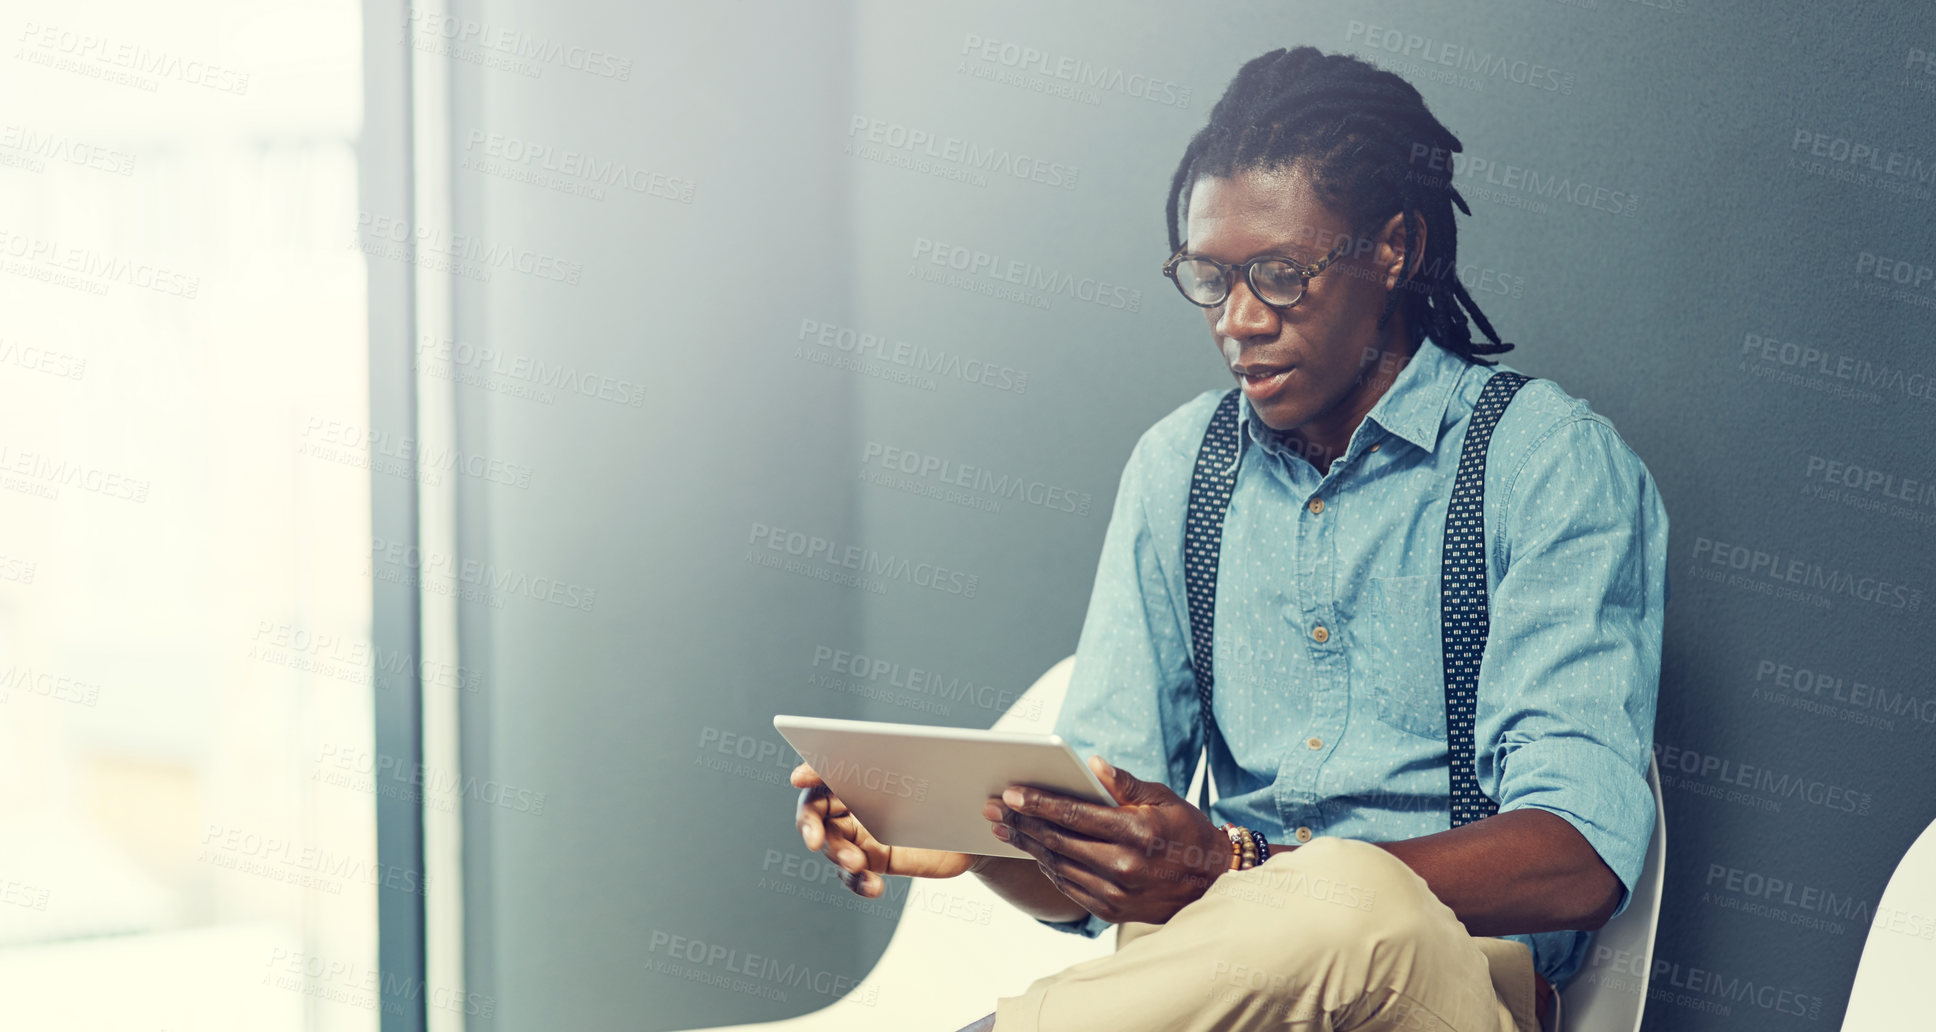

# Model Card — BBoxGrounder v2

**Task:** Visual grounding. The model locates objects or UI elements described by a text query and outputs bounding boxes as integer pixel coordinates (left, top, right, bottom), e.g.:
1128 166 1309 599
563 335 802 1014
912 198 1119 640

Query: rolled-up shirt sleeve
1035 422 1203 939
1475 414 1669 919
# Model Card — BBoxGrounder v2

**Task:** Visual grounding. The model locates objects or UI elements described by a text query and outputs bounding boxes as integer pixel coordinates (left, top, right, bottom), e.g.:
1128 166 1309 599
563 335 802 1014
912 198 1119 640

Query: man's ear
1375 210 1427 292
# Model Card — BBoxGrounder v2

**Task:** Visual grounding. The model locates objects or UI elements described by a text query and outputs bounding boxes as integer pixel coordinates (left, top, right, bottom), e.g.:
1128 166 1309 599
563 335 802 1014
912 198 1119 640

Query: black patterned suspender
1180 371 1534 827
1180 390 1246 813
1439 371 1532 824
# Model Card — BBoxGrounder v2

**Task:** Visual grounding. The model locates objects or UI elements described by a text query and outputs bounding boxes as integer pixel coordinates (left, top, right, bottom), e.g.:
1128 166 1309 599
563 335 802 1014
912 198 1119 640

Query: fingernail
1002 788 1024 808
992 824 1011 841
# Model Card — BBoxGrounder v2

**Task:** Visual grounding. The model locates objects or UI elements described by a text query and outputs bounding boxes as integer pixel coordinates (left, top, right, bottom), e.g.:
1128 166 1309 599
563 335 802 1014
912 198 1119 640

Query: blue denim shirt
1039 338 1669 986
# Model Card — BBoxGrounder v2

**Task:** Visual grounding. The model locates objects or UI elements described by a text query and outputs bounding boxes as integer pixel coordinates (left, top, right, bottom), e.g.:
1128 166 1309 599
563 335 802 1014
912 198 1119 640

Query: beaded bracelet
1219 823 1260 871
1248 827 1270 865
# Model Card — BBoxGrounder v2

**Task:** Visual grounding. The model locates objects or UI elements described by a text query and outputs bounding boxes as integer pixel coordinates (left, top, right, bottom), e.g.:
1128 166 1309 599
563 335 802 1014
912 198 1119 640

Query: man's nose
1214 277 1279 343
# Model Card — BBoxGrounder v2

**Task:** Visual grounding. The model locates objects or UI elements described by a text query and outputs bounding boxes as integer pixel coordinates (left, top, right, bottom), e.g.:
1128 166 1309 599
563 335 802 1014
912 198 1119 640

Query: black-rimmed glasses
1161 238 1351 310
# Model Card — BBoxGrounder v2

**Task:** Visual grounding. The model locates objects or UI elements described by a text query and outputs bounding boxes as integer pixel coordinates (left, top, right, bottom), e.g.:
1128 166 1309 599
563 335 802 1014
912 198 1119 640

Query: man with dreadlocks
794 46 1667 1032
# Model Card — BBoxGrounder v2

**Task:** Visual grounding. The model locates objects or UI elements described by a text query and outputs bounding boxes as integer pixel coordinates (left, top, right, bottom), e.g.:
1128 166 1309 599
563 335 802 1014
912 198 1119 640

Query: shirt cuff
1034 909 1111 939
1495 739 1655 921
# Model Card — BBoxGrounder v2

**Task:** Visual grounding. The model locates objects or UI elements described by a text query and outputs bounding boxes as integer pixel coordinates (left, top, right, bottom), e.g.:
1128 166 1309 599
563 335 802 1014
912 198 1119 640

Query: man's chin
1245 397 1310 435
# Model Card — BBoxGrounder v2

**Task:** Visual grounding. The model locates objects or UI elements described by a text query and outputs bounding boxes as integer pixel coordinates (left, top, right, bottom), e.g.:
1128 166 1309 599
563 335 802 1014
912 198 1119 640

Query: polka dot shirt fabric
1038 338 1671 988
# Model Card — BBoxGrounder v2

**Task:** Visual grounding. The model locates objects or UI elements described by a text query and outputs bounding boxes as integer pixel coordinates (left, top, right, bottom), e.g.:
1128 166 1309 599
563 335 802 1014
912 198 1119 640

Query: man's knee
1123 839 1493 1029
1171 839 1455 1024
1212 837 1443 959
1279 836 1433 905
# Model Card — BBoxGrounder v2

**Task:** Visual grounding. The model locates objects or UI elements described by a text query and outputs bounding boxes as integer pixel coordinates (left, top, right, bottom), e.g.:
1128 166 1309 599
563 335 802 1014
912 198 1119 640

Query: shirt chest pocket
1349 573 1447 741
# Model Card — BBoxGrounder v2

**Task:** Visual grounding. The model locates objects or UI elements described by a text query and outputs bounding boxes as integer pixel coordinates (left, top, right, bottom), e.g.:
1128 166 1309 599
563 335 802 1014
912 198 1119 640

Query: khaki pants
994 837 1541 1032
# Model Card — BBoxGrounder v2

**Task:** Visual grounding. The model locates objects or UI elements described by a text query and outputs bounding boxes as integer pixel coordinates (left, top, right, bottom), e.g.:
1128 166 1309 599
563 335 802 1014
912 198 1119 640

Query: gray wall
436 2 1936 1028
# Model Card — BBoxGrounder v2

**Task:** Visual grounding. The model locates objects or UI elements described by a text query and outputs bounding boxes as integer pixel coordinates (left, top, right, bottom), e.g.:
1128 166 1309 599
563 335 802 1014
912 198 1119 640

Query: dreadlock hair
1164 46 1514 365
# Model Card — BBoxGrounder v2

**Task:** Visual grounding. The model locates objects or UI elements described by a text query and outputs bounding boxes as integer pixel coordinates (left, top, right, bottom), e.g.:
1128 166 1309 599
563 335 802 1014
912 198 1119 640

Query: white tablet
773 714 1118 859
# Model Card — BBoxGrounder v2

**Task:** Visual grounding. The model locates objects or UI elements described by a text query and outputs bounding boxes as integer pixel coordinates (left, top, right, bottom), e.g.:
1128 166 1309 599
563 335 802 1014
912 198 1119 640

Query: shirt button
1294 826 1313 843
1310 624 1329 643
1369 443 1380 452
1306 736 1323 750
1307 497 1324 515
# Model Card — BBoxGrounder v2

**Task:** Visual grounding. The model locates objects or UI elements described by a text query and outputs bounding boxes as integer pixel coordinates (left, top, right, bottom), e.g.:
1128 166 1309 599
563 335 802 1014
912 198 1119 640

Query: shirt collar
1239 335 1467 459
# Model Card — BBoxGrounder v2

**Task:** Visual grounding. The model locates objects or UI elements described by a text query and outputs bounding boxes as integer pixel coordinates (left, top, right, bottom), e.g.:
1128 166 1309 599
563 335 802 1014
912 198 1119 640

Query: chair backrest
1016 655 1667 1032
994 655 1076 735
1555 755 1665 1032
1839 813 1936 1031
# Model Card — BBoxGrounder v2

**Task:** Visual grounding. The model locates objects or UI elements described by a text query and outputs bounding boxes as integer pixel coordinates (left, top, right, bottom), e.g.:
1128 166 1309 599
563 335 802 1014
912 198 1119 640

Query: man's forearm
1265 809 1620 936
972 808 1618 935
968 855 1090 924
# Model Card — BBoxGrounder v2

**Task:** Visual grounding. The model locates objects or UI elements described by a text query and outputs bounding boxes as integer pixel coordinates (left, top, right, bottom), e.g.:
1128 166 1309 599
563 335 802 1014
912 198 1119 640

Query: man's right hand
791 762 980 897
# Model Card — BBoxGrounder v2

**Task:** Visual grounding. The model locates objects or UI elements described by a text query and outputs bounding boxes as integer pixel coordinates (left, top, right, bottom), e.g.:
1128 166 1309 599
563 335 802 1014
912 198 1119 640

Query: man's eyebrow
1265 240 1328 261
1185 240 1327 262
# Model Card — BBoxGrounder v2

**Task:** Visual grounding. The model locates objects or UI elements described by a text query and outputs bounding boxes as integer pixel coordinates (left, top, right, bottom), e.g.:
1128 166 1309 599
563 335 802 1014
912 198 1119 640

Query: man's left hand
982 755 1232 925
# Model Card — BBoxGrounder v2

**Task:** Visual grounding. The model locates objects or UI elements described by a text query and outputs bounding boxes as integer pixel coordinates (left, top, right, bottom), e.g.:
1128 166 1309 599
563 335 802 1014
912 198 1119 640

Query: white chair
705 656 1664 1032
1839 814 1936 1030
